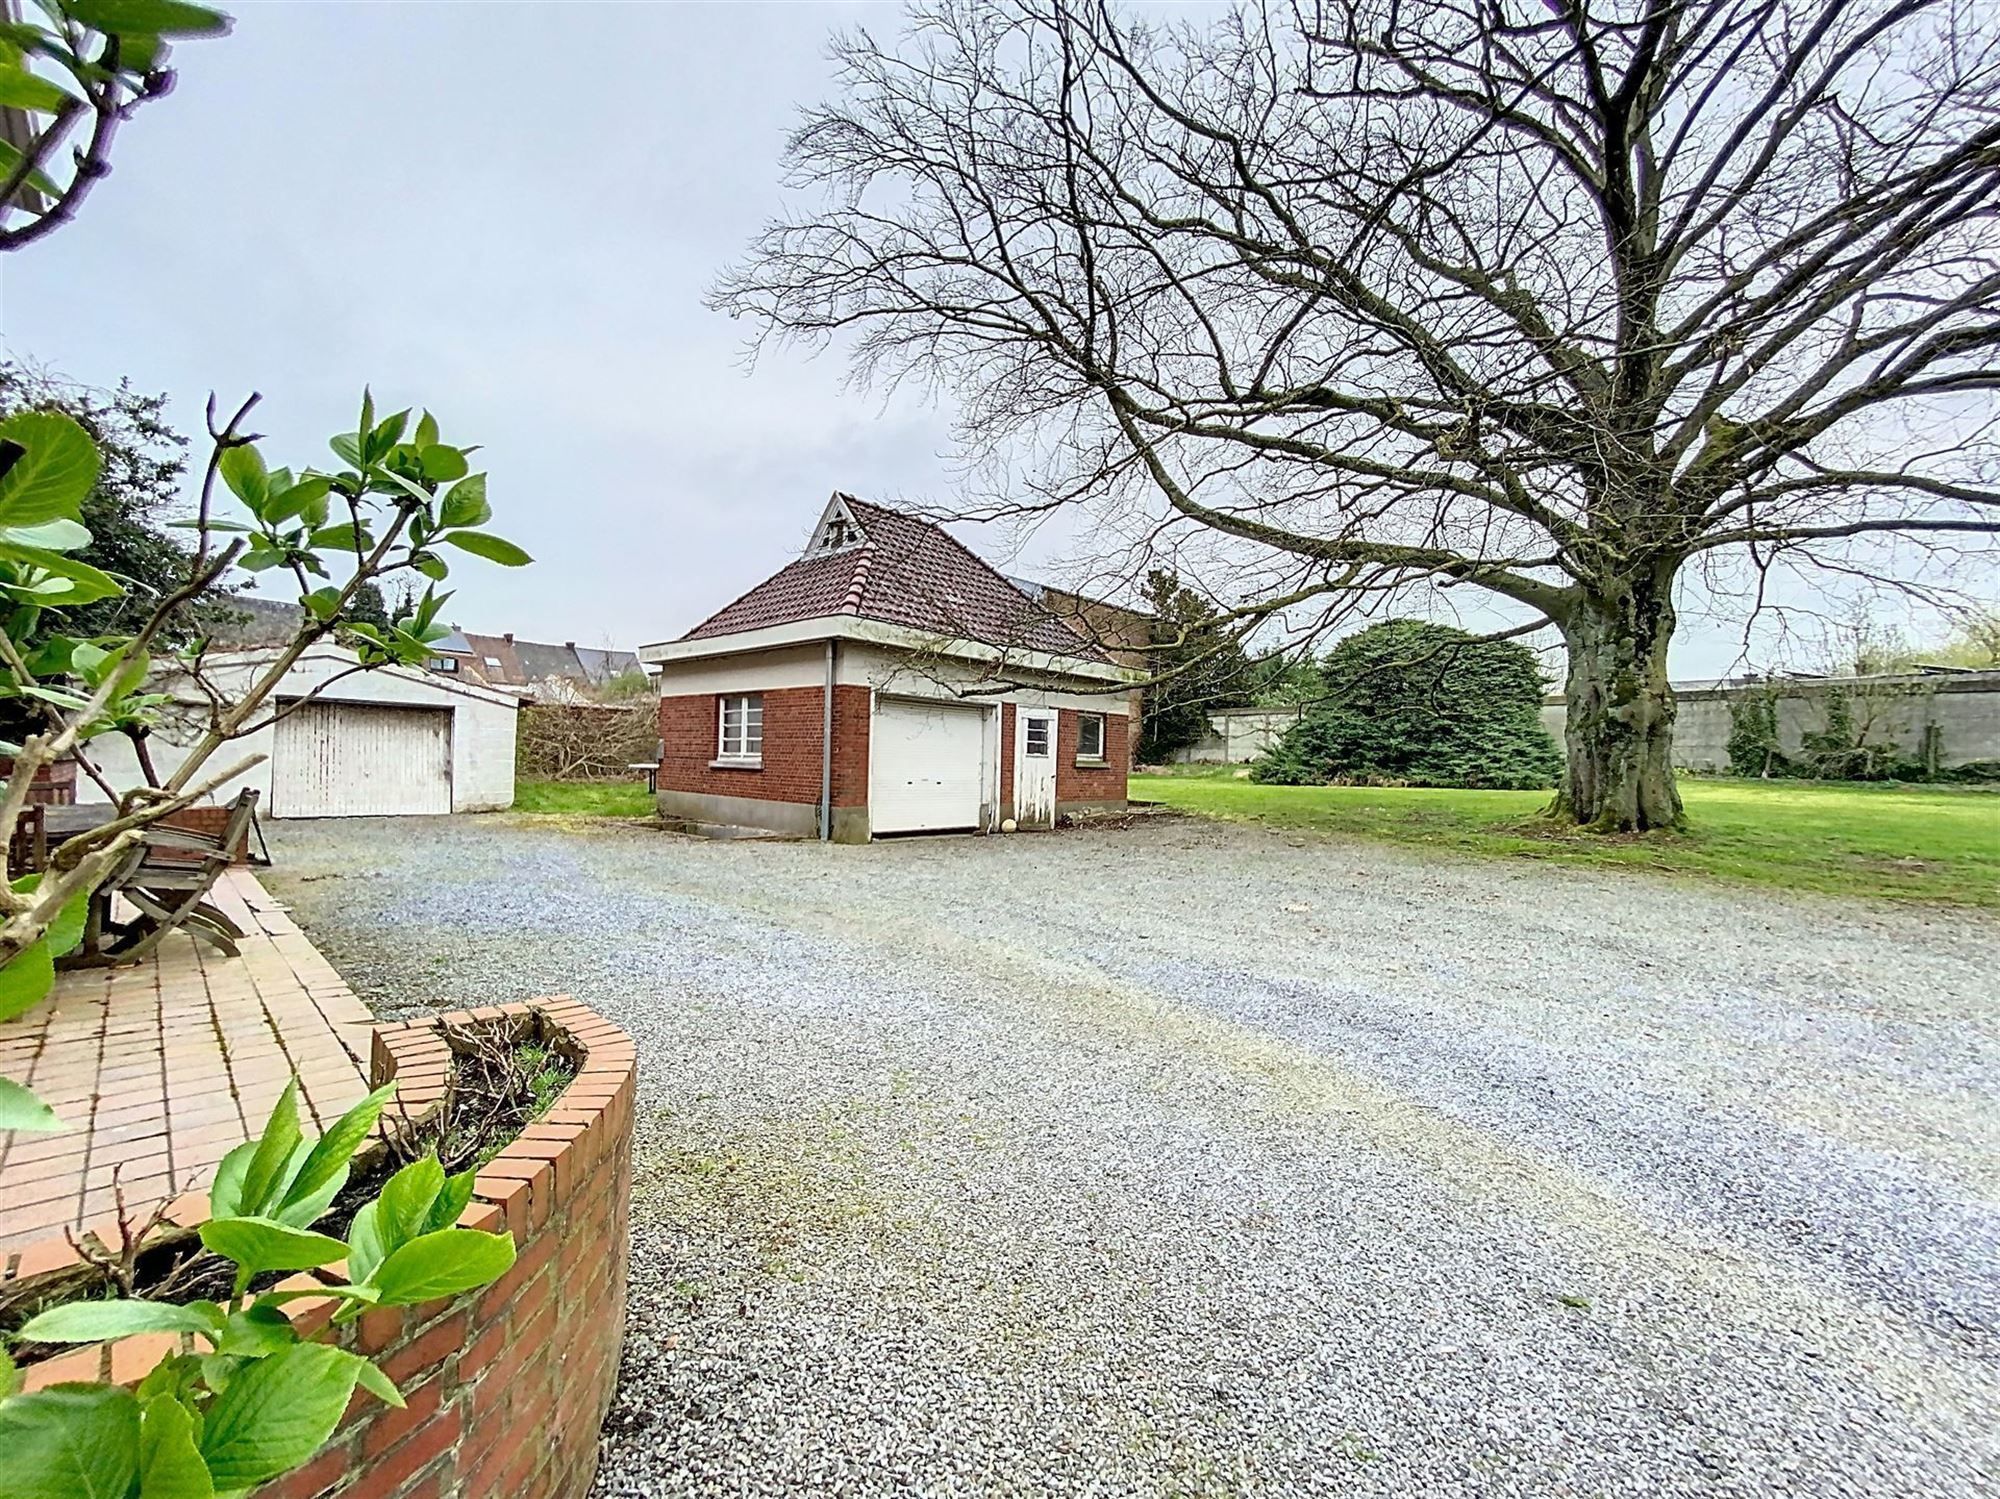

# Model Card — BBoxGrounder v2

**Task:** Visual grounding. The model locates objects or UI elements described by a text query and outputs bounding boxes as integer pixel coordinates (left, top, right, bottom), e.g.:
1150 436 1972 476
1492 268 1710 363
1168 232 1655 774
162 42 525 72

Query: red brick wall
259 997 636 1499
1055 707 1129 805
15 1000 638 1499
998 703 1016 816
658 686 869 808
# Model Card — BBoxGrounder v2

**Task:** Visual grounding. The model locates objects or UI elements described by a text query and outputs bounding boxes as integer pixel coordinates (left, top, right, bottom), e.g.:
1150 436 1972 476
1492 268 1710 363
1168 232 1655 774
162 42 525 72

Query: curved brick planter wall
13 995 636 1499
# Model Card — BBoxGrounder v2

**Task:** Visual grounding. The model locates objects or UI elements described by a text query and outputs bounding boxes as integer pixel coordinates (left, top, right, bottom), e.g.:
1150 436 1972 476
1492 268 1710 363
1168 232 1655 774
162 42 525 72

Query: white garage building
78 645 520 818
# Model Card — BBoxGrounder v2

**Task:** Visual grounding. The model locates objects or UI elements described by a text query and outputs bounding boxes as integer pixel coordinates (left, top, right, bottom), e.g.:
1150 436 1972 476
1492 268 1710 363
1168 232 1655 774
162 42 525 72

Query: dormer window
808 498 867 556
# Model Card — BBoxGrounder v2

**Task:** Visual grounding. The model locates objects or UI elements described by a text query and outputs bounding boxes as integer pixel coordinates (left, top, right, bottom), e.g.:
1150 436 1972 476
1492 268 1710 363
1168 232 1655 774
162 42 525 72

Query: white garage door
272 700 452 818
871 698 985 834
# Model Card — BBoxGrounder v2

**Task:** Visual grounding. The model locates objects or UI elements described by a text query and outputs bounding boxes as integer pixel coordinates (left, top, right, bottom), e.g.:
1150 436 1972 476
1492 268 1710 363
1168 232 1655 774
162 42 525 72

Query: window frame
1075 712 1107 764
715 692 765 766
1023 712 1052 759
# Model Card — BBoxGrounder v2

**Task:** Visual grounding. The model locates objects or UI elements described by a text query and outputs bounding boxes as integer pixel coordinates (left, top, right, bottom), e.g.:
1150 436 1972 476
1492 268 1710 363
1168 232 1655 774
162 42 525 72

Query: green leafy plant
0 1076 514 1496
1252 620 1564 790
0 388 531 1134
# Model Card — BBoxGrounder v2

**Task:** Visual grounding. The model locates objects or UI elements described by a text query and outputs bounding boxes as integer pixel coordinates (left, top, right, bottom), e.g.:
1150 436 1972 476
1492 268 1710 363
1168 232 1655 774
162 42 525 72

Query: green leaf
376 1153 444 1249
105 30 165 73
437 473 488 530
0 411 100 527
0 137 58 199
424 1168 477 1234
0 1385 141 1499
46 881 94 957
279 1080 396 1220
367 409 409 461
215 1302 298 1359
262 475 330 527
300 586 341 621
62 0 231 38
350 1354 405 1410
236 1076 301 1215
0 1344 18 1399
198 1342 361 1490
217 444 268 510
0 65 75 112
198 1216 347 1276
16 1298 221 1345
412 553 447 582
206 1137 257 1218
0 517 92 552
306 522 363 553
0 936 55 1023
342 1198 387 1287
0 544 126 603
417 445 467 482
138 1394 213 1499
326 432 363 469
365 1227 515 1307
441 530 530 567
0 1074 62 1132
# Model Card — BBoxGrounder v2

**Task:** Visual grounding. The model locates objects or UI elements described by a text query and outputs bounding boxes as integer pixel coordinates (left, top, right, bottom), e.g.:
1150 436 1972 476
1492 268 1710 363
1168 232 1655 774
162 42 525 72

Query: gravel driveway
262 812 1999 1499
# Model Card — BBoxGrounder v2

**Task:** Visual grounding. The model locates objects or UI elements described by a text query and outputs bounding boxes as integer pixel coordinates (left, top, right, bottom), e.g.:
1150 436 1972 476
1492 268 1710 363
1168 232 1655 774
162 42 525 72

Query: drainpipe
819 637 836 841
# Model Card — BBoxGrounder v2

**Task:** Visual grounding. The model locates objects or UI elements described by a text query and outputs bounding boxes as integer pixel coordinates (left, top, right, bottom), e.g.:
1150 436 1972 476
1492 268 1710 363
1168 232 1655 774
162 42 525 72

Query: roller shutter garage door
272 700 452 817
871 698 985 834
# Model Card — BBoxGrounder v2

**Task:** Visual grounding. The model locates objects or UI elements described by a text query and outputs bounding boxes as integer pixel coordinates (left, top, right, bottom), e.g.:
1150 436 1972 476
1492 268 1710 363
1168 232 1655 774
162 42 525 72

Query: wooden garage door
871 698 985 834
272 700 452 817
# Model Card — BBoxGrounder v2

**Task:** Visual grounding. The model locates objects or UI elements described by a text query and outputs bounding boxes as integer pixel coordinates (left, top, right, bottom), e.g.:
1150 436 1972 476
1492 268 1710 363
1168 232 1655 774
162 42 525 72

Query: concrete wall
1169 707 1305 764
1174 672 2000 773
1540 671 2000 772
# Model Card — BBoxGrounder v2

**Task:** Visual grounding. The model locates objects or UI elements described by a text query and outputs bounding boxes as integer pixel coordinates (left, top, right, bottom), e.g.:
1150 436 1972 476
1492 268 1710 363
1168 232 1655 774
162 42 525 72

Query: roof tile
682 498 1104 662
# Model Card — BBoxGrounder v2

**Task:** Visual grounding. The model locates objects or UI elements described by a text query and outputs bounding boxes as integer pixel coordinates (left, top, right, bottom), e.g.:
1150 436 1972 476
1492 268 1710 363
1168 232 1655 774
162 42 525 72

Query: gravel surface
262 811 2000 1499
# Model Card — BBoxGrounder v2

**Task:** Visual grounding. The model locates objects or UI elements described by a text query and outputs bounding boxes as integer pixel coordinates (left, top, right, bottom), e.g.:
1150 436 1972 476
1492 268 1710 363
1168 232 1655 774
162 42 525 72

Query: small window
1077 713 1105 761
718 693 764 761
427 656 459 673
1024 714 1050 758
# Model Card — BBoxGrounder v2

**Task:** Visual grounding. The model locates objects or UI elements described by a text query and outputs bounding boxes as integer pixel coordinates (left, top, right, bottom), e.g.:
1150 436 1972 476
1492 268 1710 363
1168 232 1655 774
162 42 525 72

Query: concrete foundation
657 788 871 843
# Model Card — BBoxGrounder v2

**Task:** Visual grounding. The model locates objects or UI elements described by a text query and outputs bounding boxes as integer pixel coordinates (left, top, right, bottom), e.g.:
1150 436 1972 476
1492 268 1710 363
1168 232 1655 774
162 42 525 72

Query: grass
1130 768 2000 908
510 777 655 818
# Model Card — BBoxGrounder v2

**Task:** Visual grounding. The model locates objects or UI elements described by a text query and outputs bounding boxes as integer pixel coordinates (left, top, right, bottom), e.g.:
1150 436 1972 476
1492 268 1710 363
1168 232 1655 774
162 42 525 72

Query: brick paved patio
0 869 373 1254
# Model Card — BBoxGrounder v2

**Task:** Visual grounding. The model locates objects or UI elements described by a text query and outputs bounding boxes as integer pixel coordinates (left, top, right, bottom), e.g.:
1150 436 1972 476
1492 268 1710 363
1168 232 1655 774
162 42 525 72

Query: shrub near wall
1255 620 1564 789
11 997 636 1499
519 702 660 781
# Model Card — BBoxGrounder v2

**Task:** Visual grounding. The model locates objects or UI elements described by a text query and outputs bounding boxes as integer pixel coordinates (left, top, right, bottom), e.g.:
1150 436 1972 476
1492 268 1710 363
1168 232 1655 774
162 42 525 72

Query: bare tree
714 0 2000 829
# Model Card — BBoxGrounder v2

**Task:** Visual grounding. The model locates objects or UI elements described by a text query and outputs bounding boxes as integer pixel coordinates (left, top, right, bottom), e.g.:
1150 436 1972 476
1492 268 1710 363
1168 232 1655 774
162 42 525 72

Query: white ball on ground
1001 818 1018 833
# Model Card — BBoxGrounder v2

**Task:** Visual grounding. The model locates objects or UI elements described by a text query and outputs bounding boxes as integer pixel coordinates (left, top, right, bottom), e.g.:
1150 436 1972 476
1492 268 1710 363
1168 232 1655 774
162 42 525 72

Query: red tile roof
682 497 1107 662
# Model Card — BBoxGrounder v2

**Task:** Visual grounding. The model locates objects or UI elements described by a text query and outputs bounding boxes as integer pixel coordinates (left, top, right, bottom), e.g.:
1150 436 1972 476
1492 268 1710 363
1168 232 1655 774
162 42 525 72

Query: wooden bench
62 789 261 967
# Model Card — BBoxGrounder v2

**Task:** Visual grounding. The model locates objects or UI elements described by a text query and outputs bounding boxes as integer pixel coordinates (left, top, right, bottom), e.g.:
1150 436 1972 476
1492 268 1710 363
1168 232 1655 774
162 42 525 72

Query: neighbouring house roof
447 630 642 697
679 496 1109 663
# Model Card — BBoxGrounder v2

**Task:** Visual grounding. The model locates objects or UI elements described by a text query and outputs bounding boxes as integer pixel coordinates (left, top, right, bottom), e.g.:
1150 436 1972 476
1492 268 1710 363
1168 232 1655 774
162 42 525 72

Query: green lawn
510 778 656 818
1131 770 2000 908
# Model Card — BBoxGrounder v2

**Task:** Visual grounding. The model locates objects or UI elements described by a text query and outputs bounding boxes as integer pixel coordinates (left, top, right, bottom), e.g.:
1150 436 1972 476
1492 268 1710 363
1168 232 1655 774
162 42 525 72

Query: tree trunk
1554 574 1683 831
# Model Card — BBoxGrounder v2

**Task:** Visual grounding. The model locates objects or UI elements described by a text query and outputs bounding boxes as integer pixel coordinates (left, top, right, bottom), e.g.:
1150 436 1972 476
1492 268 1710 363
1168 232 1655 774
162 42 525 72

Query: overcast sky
1 2 1980 676
3 1 970 656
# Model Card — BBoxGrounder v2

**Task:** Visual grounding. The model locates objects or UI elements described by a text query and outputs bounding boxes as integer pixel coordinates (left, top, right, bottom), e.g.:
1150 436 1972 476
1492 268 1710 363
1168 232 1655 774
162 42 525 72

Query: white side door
871 697 986 834
272 700 453 817
1013 707 1057 829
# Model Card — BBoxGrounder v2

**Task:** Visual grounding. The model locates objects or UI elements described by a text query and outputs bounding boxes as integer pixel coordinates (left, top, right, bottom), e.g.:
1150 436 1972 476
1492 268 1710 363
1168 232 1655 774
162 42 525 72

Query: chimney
503 632 514 644
564 641 576 651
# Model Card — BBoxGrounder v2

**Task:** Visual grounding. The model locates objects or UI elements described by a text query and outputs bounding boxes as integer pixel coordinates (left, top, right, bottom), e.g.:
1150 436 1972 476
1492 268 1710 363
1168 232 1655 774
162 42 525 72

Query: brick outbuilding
639 495 1142 842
